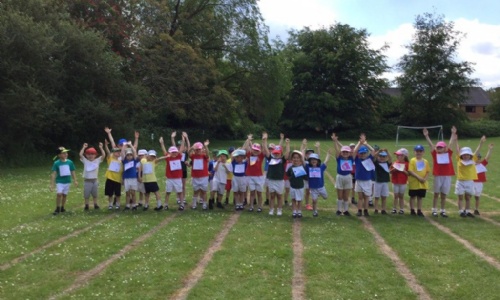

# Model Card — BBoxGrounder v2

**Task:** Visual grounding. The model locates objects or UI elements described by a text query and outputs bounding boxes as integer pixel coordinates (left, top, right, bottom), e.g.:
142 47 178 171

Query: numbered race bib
59 165 71 176
380 162 390 173
169 159 182 171
249 156 258 166
124 161 134 171
292 166 307 177
308 167 321 178
361 159 375 171
475 163 487 173
461 159 474 166
234 164 245 174
109 161 121 173
392 162 405 172
143 163 153 174
192 158 204 170
269 158 281 166
85 162 98 172
340 160 353 171
436 153 450 164
416 160 425 172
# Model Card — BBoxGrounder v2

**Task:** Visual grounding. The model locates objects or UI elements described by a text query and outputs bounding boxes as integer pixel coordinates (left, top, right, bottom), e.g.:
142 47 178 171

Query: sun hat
111 147 121 152
358 146 369 154
436 141 447 148
251 143 261 151
232 149 246 157
341 145 351 152
308 153 320 161
168 146 179 153
138 149 147 156
414 144 425 151
459 147 473 156
148 150 157 156
378 151 388 156
349 143 356 147
118 138 127 146
217 150 229 157
193 142 203 150
125 149 133 155
394 148 409 156
56 147 70 155
85 147 97 155
291 150 304 160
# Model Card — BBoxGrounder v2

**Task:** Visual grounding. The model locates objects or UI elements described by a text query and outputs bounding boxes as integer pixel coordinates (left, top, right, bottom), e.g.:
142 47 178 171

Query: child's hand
451 126 457 134
74 180 79 187
99 142 103 148
135 131 140 139
104 127 111 133
302 139 307 145
262 132 268 140
105 139 109 145
331 133 337 141
204 140 210 147
280 133 285 140
83 143 88 148
159 137 164 144
247 134 253 140
171 132 176 138
359 133 366 143
423 128 428 136
489 143 494 149
285 138 290 144
481 135 486 143
182 132 188 138
314 141 320 148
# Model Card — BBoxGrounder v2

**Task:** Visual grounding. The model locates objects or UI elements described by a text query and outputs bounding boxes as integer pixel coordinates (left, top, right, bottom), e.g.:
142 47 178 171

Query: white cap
138 149 147 156
460 147 473 156
148 150 157 156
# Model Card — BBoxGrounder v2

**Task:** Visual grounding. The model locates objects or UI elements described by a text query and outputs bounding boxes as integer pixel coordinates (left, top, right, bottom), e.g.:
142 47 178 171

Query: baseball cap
168 146 179 153
138 149 147 156
414 144 425 151
251 143 261 151
228 146 235 153
358 146 369 154
341 146 351 152
394 148 409 156
125 149 133 155
148 150 157 156
232 149 246 157
56 147 70 155
85 147 97 155
436 141 447 148
118 138 127 146
193 142 203 150
217 150 229 157
271 146 282 155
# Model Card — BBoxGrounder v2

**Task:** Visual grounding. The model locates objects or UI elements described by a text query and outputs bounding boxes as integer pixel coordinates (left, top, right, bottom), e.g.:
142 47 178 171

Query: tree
395 12 479 127
281 24 389 132
486 87 500 120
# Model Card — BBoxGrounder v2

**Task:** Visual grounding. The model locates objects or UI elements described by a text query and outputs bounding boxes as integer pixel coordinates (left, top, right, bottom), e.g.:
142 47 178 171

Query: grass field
1 137 500 299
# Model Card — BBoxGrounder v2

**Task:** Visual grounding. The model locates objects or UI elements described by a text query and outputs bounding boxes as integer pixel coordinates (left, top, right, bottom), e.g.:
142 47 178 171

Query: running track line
169 213 240 300
292 220 306 300
49 214 178 300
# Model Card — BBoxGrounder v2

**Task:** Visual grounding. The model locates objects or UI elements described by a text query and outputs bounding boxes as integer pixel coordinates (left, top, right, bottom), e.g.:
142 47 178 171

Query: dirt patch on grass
0 214 116 271
427 218 500 271
48 213 177 300
362 219 432 300
292 220 306 300
169 213 240 300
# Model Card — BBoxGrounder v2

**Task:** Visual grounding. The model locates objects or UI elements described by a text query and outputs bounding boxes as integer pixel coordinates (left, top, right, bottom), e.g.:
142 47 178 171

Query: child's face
235 155 244 163
252 149 260 156
461 154 472 161
291 154 302 165
396 154 405 162
309 158 319 167
436 146 446 153
126 154 133 160
59 152 68 160
219 155 227 163
377 155 388 162
358 152 368 159
415 150 424 158
86 153 96 161
113 151 121 158
340 151 350 158
147 155 156 161
195 148 202 155
138 154 145 160
170 152 179 158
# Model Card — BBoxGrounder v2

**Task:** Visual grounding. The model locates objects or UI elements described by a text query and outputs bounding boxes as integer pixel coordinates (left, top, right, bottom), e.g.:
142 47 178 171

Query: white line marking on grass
479 193 500 203
169 213 240 300
479 215 500 227
361 219 432 300
0 214 116 271
48 213 178 300
426 218 500 271
292 220 306 300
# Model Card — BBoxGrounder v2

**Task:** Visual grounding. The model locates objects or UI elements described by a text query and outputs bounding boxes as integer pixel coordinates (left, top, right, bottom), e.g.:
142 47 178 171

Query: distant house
382 87 491 120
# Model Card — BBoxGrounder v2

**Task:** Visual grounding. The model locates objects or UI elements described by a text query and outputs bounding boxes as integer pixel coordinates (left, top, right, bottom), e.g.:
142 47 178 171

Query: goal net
396 125 444 147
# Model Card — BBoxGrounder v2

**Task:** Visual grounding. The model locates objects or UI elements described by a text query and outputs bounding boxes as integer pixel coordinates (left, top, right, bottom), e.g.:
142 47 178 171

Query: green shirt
51 159 75 184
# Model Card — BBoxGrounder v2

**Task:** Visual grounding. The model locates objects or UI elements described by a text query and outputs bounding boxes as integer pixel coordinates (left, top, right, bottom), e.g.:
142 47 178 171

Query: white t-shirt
81 156 104 179
213 162 231 183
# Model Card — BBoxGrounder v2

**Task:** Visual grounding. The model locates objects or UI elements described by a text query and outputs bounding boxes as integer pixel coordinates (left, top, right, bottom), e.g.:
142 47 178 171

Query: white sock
337 200 342 211
157 200 162 207
344 201 349 211
192 197 198 206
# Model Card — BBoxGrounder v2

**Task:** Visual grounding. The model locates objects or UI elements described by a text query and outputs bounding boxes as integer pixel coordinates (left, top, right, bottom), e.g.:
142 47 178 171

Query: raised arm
133 131 139 150
179 133 186 153
104 127 116 148
474 135 486 156
284 138 290 159
324 148 332 164
104 139 111 156
159 136 168 155
170 131 177 147
331 133 341 157
203 140 210 157
314 141 321 157
262 132 270 157
183 132 191 151
243 134 253 152
278 133 284 147
79 143 87 160
99 142 105 161
300 139 307 157
422 128 434 149
484 143 494 161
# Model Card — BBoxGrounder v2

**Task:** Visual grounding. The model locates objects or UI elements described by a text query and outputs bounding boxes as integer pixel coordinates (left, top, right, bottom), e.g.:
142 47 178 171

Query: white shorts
433 176 452 194
303 180 309 189
473 182 483 197
335 174 353 190
374 182 390 197
290 188 304 201
211 180 226 195
393 184 407 195
284 179 290 189
355 180 372 196
166 178 183 193
310 187 327 200
124 178 138 192
247 176 264 192
455 180 474 196
56 183 71 195
192 177 209 192
232 176 248 193
137 182 145 193
268 179 284 194
265 178 269 187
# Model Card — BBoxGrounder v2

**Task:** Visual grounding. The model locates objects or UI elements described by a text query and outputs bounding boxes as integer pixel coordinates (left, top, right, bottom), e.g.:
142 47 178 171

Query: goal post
396 125 444 147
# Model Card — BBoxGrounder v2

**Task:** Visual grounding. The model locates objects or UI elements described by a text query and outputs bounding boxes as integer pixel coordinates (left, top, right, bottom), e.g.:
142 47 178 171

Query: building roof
382 87 491 106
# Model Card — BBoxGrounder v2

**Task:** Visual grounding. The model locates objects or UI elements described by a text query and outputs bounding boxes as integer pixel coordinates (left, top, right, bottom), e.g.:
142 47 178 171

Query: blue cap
379 151 388 156
228 147 235 153
358 146 369 154
414 144 424 151
118 138 127 145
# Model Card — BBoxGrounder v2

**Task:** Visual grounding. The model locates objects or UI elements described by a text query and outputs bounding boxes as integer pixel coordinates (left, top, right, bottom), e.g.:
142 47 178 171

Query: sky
258 0 500 89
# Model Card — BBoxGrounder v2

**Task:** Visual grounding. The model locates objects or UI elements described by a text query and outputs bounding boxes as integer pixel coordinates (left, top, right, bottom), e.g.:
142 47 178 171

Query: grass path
292 220 305 300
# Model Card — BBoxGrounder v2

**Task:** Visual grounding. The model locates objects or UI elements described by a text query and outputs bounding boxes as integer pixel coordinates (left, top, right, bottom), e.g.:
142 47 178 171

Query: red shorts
225 179 232 192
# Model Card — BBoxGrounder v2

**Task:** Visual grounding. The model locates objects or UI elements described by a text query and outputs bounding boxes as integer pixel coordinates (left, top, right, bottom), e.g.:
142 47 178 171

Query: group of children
50 127 493 218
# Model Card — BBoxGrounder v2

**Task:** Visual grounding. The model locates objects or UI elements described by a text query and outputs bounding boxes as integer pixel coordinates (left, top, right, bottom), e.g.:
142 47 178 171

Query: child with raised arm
104 139 123 210
231 149 248 210
160 135 186 210
390 148 409 214
373 148 392 215
352 134 375 217
210 150 231 209
171 131 190 206
287 150 308 218
244 134 266 212
138 150 167 211
136 149 148 207
331 133 354 216
189 140 210 209
301 139 315 211
473 141 493 215
407 144 430 217
423 126 457 217
80 143 105 210
50 147 78 215
121 142 139 210
454 135 483 217
262 134 290 216
305 143 330 217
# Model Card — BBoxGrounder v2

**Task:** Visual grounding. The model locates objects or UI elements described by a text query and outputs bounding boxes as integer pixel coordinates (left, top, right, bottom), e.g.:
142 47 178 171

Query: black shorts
409 189 426 198
182 162 188 179
144 182 160 194
105 179 122 197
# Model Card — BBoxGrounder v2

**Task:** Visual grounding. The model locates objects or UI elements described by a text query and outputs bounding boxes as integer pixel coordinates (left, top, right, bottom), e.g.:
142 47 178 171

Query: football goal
395 125 444 147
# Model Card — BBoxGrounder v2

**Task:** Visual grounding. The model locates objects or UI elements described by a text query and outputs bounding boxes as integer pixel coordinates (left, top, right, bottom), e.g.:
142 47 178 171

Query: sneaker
143 206 149 211
216 202 224 209
177 200 181 204
459 211 466 217
343 211 351 216
474 210 480 215
391 209 397 214
183 200 187 205
374 209 379 214
410 209 416 216
269 208 274 215
417 210 424 217
202 204 208 210
305 204 313 211
132 206 137 211
94 204 100 210
363 209 369 217
399 209 404 215
257 207 263 213
356 210 362 217
123 206 130 211
264 199 269 205
115 206 120 210
432 212 438 217
381 210 387 215
243 199 248 206
466 212 475 218
440 212 448 218
248 207 254 212
60 207 66 213
154 205 163 211
178 205 185 211
313 211 318 217
368 200 374 207
209 199 214 210
53 208 60 215
84 205 89 211
297 213 302 218
351 197 357 205
277 208 282 216
137 203 143 207
163 205 169 211
336 210 342 216
224 199 229 205
293 212 297 218
108 205 113 210
191 205 197 210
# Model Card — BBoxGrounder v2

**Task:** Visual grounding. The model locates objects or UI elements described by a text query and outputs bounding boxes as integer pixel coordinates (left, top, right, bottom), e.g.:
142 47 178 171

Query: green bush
459 120 500 138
